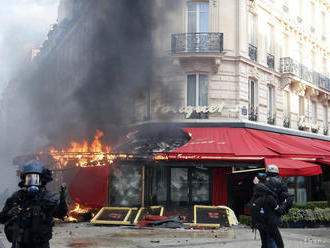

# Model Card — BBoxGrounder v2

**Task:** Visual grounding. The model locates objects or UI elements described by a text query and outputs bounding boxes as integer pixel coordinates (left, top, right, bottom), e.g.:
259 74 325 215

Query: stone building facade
151 0 330 137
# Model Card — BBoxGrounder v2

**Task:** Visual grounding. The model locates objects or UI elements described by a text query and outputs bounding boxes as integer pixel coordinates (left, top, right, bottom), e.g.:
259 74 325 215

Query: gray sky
0 0 59 194
0 0 59 95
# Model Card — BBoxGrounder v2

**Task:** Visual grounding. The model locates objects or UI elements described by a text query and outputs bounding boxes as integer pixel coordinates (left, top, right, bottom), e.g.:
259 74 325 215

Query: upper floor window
187 2 209 33
323 106 328 123
299 96 305 116
248 12 257 46
268 86 276 124
283 91 290 127
265 24 274 54
283 91 290 114
266 24 275 69
311 101 317 124
323 106 328 134
248 79 258 121
187 74 208 107
268 86 275 113
248 79 257 107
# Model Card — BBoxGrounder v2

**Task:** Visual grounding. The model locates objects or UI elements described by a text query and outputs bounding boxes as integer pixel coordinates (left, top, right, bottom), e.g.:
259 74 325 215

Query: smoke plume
1 0 180 166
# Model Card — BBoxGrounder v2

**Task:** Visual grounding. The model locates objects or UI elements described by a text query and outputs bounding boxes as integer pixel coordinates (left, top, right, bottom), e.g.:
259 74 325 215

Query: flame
65 203 92 222
153 154 168 160
45 129 115 168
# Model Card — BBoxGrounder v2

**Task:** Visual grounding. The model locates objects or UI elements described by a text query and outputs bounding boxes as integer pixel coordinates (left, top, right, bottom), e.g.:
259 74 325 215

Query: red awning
264 158 322 177
309 139 330 153
318 159 330 165
246 129 330 158
168 127 278 160
68 166 111 208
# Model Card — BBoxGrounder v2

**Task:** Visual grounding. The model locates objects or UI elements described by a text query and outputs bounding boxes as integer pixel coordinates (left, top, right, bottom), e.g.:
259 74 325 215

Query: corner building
117 0 330 217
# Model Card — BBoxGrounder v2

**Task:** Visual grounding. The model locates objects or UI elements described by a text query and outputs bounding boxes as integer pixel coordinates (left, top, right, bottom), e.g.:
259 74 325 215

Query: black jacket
265 176 293 214
250 183 280 226
0 187 67 244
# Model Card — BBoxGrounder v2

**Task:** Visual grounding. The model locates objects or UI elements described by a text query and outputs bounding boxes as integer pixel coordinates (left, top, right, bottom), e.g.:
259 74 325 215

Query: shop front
68 122 330 217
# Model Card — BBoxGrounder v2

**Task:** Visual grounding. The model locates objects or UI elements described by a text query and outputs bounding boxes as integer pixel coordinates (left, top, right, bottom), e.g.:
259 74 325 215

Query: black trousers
258 225 284 248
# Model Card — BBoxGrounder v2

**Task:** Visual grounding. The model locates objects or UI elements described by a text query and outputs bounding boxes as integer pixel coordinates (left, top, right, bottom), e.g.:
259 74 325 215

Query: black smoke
1 0 179 158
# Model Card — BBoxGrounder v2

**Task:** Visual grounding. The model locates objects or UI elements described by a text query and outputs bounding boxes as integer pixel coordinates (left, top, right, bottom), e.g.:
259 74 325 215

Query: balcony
267 53 275 69
171 33 223 54
267 111 276 125
171 33 224 73
280 57 330 91
248 105 258 121
248 44 257 62
283 112 290 128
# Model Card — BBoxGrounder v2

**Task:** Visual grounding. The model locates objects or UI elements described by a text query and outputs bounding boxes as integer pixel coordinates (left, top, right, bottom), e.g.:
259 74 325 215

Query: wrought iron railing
311 127 319 133
171 33 223 54
283 112 290 128
267 53 275 69
267 111 276 125
248 44 257 62
248 105 258 121
280 57 330 91
324 127 328 136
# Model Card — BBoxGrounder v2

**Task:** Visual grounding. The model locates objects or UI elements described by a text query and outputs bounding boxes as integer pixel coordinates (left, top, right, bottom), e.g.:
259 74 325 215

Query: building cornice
131 120 330 142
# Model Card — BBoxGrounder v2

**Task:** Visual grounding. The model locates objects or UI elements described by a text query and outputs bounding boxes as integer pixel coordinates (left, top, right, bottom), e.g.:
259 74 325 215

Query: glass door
191 168 210 205
170 167 211 207
187 2 209 52
170 168 189 206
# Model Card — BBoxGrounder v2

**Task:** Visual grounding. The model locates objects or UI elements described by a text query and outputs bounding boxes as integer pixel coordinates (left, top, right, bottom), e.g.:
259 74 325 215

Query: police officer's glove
8 206 20 218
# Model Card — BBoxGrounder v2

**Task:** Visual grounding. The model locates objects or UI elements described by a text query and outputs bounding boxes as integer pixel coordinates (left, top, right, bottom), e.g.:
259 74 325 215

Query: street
1 223 330 248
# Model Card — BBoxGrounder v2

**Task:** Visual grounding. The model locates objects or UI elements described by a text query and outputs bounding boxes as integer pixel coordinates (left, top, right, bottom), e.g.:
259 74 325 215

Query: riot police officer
265 164 293 214
0 159 68 248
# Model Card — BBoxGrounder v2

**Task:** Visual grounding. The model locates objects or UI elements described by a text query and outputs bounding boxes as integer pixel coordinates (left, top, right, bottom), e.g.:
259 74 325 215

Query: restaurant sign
154 103 225 118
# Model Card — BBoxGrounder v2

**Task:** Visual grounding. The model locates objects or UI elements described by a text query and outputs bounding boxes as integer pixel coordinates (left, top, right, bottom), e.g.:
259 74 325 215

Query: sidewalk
1 223 330 247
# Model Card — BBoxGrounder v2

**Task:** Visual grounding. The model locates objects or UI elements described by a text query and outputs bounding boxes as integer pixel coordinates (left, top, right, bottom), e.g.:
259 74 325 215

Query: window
248 12 257 46
248 12 257 61
248 79 258 121
268 86 275 113
187 2 209 33
268 86 276 124
283 91 290 127
286 177 307 204
109 166 142 206
266 24 275 69
283 91 290 114
323 106 328 124
323 106 328 134
299 96 305 116
283 34 289 57
248 79 257 107
266 24 274 54
187 74 208 106
311 101 317 124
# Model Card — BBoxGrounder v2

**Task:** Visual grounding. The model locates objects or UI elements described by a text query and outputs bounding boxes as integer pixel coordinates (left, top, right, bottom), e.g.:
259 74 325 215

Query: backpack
248 195 269 228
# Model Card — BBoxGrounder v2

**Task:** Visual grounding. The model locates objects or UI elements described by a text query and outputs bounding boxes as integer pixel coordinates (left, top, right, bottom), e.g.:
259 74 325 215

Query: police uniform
0 160 68 248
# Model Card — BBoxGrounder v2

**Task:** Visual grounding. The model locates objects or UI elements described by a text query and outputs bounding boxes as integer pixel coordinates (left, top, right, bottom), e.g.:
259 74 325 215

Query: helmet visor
25 174 41 186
